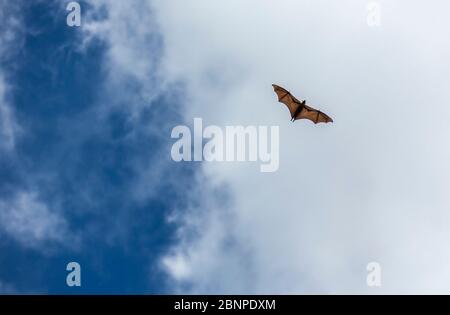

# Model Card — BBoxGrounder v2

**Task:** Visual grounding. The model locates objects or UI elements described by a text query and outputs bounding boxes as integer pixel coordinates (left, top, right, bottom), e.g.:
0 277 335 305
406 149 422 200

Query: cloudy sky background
1 0 450 294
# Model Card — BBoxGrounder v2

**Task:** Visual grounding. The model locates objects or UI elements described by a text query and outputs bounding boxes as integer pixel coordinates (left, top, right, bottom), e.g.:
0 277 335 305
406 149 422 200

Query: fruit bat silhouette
272 84 333 124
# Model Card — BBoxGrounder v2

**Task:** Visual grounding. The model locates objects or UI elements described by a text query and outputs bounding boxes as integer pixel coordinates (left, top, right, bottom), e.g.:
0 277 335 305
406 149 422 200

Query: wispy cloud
0 77 19 151
0 191 73 250
82 0 167 108
0 0 189 293
3 0 447 294
0 1 23 152
81 0 189 204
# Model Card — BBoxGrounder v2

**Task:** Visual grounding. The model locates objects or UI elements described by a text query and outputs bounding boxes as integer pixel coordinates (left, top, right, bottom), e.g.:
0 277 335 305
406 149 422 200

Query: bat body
272 84 333 124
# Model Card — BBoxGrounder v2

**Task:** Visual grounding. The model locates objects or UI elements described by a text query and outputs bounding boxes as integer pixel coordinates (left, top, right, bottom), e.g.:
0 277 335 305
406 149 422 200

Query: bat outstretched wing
295 104 333 124
272 84 301 118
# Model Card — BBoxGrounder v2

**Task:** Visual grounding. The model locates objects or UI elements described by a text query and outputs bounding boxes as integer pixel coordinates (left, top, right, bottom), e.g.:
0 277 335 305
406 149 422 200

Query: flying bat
272 84 333 124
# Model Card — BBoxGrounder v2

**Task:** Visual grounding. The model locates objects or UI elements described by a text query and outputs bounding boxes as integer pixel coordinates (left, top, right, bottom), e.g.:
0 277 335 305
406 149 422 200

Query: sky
1 0 450 294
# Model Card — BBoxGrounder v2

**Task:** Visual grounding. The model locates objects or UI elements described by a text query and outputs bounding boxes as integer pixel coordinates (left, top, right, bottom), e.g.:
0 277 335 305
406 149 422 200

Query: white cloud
0 1 23 152
81 0 187 204
155 0 450 294
0 2 77 254
80 0 450 293
0 76 20 151
0 192 72 249
82 0 169 114
161 254 191 281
